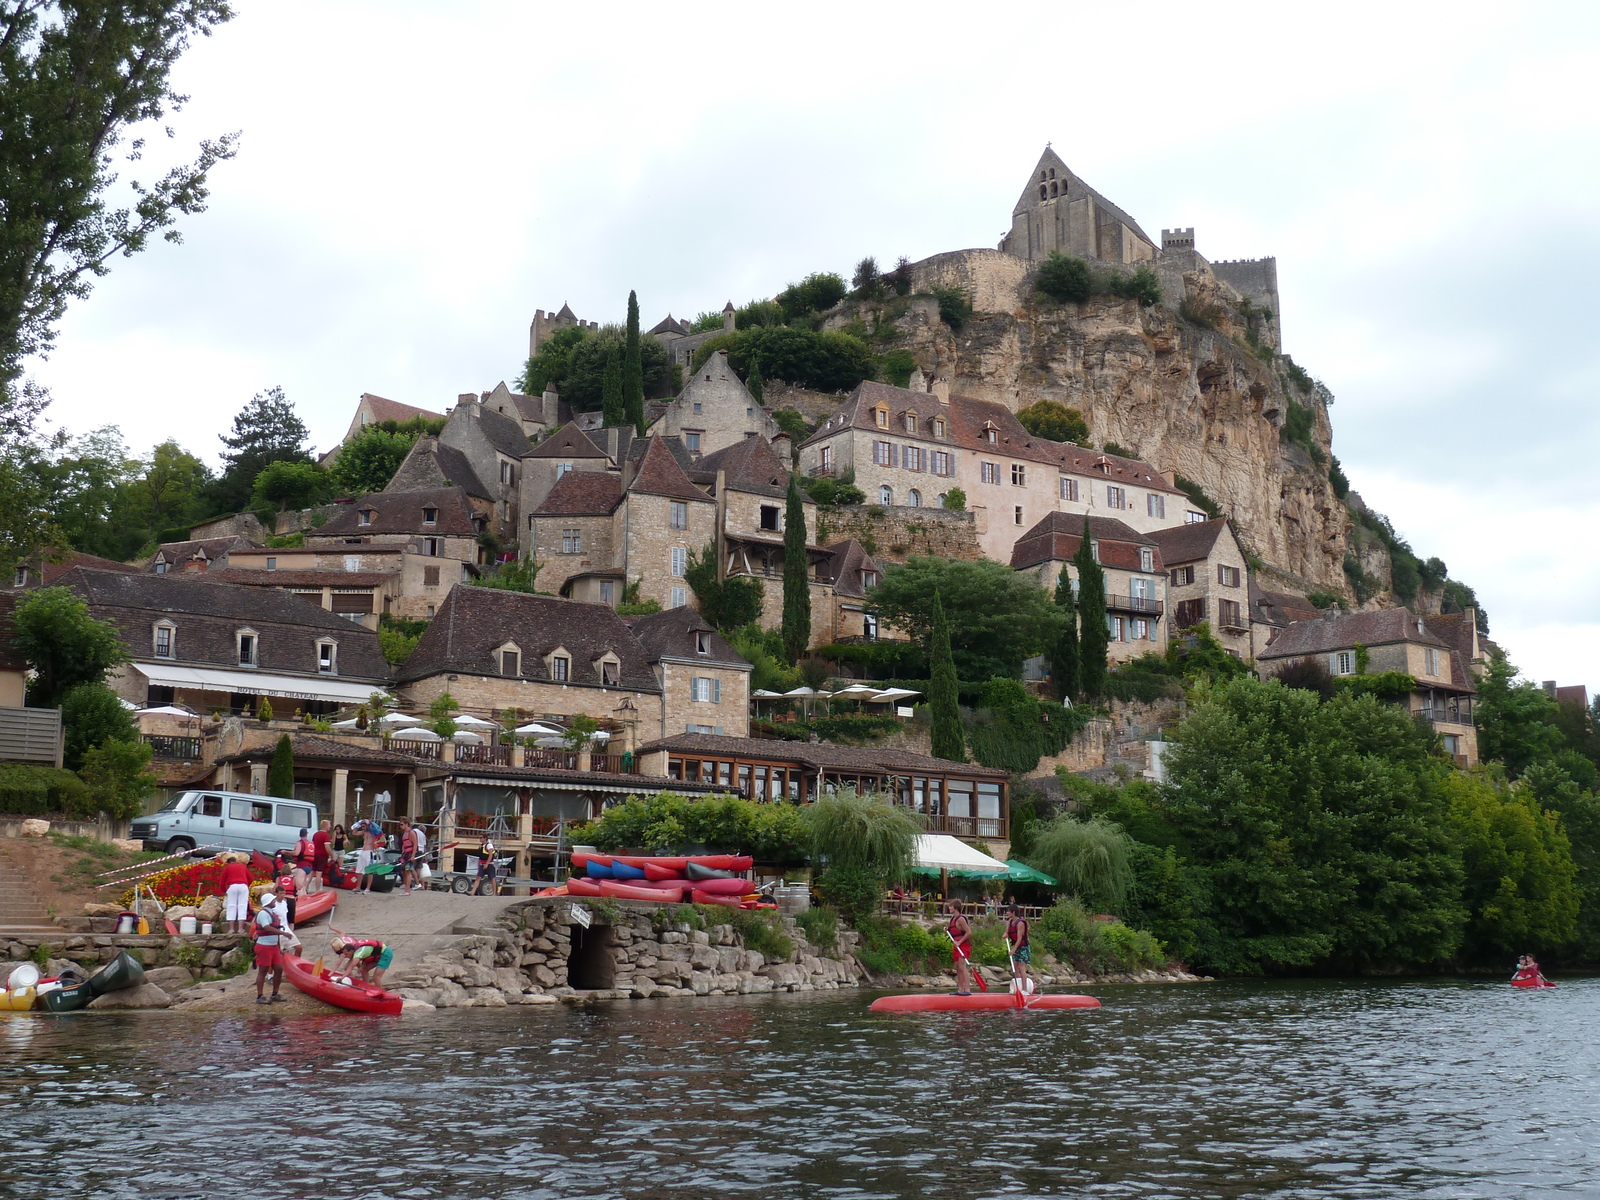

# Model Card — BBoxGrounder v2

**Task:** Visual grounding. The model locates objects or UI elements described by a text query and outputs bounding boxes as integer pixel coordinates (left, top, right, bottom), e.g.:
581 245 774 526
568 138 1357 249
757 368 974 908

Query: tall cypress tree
266 733 295 799
601 343 624 427
928 590 966 762
781 474 810 663
1050 562 1080 702
746 357 764 404
1074 515 1109 698
624 290 645 433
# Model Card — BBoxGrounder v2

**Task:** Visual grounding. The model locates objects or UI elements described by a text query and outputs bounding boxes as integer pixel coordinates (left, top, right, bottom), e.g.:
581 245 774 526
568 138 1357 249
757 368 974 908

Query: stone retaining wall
3 929 244 972
388 897 863 1008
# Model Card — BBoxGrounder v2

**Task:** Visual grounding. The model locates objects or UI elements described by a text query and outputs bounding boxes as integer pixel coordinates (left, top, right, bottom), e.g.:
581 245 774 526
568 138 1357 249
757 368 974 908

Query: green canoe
42 981 94 1012
86 951 147 997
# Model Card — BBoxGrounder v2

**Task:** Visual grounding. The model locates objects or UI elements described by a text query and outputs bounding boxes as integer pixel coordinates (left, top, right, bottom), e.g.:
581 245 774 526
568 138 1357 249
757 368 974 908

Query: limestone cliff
830 249 1353 595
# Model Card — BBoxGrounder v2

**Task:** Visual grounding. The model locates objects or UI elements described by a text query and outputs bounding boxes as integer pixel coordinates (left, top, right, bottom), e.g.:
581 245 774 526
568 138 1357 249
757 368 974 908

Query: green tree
1036 252 1093 303
851 256 882 299
1016 400 1090 445
429 691 460 740
328 425 418 496
1166 621 1250 685
806 787 922 880
1050 563 1080 702
685 544 763 631
470 557 542 593
927 590 965 762
881 349 916 388
126 439 214 540
781 475 810 662
60 682 136 771
1073 518 1109 698
519 323 588 395
623 290 644 433
212 387 312 513
44 426 138 558
251 459 325 513
942 487 966 511
1027 815 1134 912
600 342 624 427
1476 654 1564 776
12 587 129 707
775 272 846 320
266 734 295 799
745 357 764 403
1523 760 1600 959
865 556 1061 682
558 326 673 411
0 0 238 431
1441 769 1578 959
78 738 156 820
690 325 874 394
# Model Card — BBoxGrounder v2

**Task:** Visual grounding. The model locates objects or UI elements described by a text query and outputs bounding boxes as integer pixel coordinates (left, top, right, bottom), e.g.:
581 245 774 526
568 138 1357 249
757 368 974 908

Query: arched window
879 485 893 506
1049 168 1056 180
936 492 947 507
908 489 922 508
1040 171 1047 182
1039 184 1047 200
1049 182 1058 197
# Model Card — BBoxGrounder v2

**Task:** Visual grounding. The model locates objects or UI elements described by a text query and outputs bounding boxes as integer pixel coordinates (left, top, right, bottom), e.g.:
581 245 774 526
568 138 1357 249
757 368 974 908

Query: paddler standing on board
1006 903 1035 996
946 901 975 996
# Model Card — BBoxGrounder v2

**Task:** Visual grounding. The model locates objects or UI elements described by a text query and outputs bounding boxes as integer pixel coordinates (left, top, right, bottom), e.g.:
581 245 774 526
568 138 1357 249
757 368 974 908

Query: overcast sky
28 1 1600 689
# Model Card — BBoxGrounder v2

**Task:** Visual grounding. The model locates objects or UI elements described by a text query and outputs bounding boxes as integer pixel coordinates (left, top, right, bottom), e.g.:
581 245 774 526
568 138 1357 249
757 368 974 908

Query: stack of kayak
544 853 772 909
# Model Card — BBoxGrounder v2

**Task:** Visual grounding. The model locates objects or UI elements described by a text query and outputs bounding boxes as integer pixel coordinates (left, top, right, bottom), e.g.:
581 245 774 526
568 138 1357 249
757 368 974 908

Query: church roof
1012 146 1156 250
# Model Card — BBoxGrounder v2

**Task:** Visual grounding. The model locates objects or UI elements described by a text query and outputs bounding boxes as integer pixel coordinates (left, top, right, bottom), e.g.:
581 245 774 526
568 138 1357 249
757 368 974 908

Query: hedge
0 764 94 817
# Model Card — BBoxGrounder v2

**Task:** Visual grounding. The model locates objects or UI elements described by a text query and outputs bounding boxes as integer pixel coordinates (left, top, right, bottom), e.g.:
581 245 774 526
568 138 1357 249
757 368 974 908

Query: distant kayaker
252 890 286 1004
946 902 975 996
220 852 251 935
1006 903 1035 995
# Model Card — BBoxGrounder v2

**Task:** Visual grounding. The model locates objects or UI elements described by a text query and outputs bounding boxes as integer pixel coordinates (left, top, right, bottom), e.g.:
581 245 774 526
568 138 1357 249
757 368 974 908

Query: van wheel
165 837 196 855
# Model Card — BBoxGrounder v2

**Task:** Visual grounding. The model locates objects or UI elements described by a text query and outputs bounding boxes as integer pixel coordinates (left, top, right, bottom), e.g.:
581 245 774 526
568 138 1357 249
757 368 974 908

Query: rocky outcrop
388 898 863 1008
838 249 1352 594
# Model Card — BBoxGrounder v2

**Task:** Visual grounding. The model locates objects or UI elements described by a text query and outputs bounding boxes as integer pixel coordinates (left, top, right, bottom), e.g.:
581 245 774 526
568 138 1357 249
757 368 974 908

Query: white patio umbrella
514 721 562 736
452 730 487 744
136 705 195 716
376 711 419 726
873 687 922 700
330 717 362 729
391 727 441 741
452 714 498 728
751 689 785 698
830 684 883 700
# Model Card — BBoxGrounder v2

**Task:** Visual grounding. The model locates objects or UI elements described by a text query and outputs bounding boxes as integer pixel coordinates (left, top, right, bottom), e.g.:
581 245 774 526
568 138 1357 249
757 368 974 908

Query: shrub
573 793 810 865
795 904 838 951
882 349 916 388
964 677 1090 773
816 863 882 927
60 682 137 771
79 739 158 820
1306 591 1345 610
853 914 950 974
1110 266 1162 306
1328 454 1350 499
1036 252 1092 303
1016 400 1089 445
931 286 971 330
803 474 865 509
776 272 848 321
726 909 794 961
1172 474 1223 519
1101 671 1185 704
1033 898 1165 973
1178 295 1226 328
941 487 966 511
1344 554 1381 605
378 614 428 665
1026 816 1135 912
0 763 92 816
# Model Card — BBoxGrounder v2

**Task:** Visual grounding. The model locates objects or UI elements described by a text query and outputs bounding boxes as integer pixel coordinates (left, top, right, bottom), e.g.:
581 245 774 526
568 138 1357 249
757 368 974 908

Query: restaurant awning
132 662 380 705
912 833 1010 874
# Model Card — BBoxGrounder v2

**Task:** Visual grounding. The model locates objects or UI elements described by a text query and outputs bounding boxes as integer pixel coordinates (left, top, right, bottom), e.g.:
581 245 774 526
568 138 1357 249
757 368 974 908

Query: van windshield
157 792 197 814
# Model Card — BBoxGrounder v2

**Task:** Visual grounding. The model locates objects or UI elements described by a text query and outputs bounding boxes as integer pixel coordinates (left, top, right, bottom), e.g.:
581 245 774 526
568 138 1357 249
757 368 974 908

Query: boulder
433 979 472 1008
110 838 143 855
512 992 559 1005
469 987 508 1007
83 902 122 918
531 964 557 988
144 966 195 992
492 967 528 996
401 998 437 1013
88 983 171 1010
195 896 224 924
20 819 48 838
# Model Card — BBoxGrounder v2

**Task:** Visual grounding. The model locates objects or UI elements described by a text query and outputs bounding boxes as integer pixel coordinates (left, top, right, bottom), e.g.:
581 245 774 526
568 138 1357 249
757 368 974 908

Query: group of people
945 901 1037 997
348 817 431 894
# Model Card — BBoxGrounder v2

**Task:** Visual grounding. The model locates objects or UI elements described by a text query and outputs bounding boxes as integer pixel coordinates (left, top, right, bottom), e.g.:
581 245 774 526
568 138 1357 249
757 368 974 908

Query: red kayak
1511 970 1555 989
569 853 613 871
642 862 686 881
290 890 337 924
282 955 403 1015
690 889 744 907
565 877 603 896
870 992 1101 1013
599 880 684 903
691 877 756 896
632 879 693 892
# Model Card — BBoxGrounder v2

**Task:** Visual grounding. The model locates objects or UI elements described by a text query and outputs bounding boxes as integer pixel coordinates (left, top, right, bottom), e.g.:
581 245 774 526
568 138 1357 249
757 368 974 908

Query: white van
131 790 318 857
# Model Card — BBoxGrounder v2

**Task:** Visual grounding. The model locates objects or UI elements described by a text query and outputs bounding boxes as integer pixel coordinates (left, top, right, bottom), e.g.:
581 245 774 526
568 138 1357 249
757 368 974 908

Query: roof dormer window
985 427 997 444
902 412 916 433
874 406 889 428
153 621 176 659
422 507 437 525
497 641 522 677
317 639 338 675
933 418 945 438
696 632 710 655
358 508 375 526
236 629 259 667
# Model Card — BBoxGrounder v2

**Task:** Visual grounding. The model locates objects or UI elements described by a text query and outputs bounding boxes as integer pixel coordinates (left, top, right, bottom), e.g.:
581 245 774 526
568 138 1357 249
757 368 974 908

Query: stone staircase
0 857 58 936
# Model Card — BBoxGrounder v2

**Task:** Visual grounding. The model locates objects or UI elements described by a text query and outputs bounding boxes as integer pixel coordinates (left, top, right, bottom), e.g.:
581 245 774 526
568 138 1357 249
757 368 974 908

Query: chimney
1159 469 1176 487
931 376 951 405
722 301 736 333
1543 680 1558 697
771 430 792 463
457 392 479 420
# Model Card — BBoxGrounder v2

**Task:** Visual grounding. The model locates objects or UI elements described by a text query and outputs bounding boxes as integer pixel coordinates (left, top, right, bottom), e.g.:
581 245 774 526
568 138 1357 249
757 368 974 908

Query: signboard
569 903 592 929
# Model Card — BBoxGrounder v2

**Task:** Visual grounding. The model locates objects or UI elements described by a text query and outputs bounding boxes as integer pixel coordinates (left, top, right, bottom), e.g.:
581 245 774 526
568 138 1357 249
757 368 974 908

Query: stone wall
818 505 980 566
388 897 863 1007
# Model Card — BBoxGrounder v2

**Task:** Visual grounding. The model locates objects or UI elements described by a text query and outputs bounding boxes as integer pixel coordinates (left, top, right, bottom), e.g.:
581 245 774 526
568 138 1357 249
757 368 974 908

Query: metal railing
142 734 201 759
455 743 511 766
1419 707 1472 726
1105 593 1164 616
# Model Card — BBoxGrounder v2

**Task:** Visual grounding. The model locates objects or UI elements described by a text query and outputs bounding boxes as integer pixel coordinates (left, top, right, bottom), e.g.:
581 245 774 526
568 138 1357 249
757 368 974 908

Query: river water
0 977 1594 1199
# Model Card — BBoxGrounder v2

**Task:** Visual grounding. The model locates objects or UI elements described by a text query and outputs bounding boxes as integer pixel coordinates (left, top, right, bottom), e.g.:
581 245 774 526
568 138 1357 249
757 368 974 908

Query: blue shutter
712 679 721 703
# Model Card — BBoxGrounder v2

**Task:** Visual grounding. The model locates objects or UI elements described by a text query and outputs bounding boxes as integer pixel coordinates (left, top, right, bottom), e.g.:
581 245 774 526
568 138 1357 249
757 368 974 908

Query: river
0 977 1593 1199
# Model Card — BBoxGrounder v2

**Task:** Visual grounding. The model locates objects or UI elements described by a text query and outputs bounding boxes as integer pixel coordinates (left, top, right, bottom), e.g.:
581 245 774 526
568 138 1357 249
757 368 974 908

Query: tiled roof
40 551 138 583
58 567 389 680
533 472 623 516
203 568 394 588
1147 519 1228 565
439 760 721 793
361 393 444 424
315 487 480 537
399 587 660 692
648 314 692 336
1010 513 1157 572
527 423 609 461
220 734 422 767
470 405 535 459
1250 585 1322 628
147 536 258 571
387 436 491 497
639 733 1008 778
821 539 881 599
628 436 712 503
627 605 750 669
1257 608 1449 660
690 436 791 500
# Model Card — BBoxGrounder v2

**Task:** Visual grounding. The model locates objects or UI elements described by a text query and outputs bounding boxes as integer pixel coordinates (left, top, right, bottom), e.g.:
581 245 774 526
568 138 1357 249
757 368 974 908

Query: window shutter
714 726 724 736
686 722 695 733
712 679 721 703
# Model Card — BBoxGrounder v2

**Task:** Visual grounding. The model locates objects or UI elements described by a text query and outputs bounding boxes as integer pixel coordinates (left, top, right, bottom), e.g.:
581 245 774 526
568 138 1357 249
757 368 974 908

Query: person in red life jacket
1512 954 1549 985
332 935 393 986
252 890 287 1004
219 852 252 935
310 820 332 895
291 828 315 896
1006 903 1035 995
946 901 975 996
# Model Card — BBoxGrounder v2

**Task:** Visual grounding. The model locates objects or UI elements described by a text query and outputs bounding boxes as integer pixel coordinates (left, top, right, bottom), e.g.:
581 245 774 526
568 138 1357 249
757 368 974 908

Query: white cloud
26 0 1600 688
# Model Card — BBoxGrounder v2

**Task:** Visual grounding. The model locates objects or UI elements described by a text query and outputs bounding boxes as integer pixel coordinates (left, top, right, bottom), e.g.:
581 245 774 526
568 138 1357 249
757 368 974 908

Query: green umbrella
1002 860 1058 886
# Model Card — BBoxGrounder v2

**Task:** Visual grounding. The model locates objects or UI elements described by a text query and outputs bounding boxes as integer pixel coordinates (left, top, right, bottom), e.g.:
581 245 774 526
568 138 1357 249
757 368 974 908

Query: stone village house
1256 607 1479 765
1148 518 1254 658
